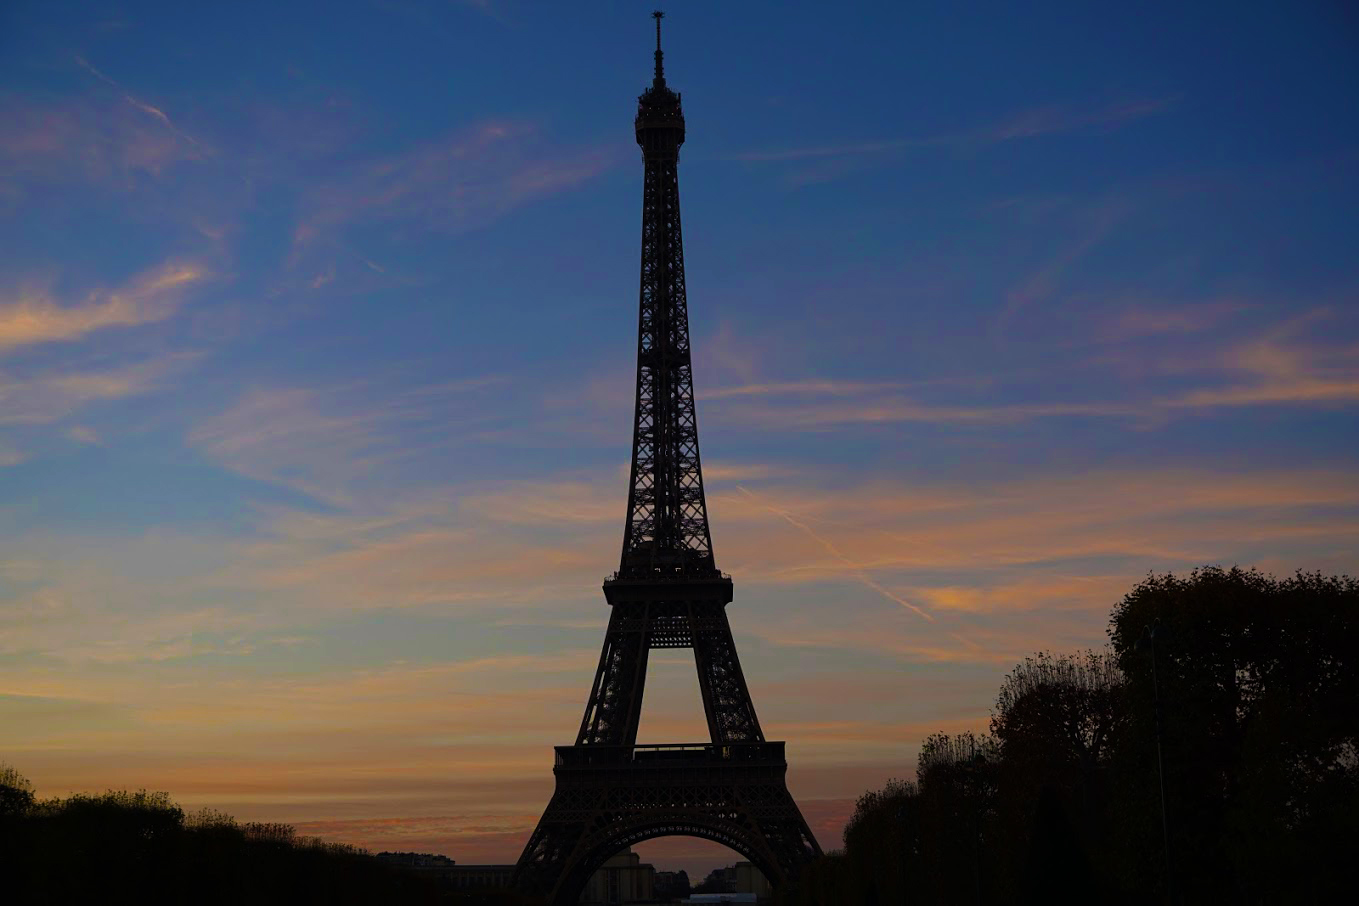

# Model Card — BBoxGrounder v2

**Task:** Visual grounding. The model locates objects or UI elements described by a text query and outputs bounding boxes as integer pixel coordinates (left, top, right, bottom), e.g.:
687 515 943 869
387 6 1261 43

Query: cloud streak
735 485 936 623
189 378 503 505
73 56 202 149
698 318 1359 431
0 353 198 425
0 262 207 352
726 97 1175 163
293 122 614 247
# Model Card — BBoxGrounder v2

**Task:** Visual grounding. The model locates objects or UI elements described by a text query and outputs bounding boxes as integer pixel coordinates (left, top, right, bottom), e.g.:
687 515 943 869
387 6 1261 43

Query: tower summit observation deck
514 14 822 904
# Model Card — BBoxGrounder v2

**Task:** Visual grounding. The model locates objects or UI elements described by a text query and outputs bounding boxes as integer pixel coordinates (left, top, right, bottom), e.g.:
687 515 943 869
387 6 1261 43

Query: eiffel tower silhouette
514 13 822 903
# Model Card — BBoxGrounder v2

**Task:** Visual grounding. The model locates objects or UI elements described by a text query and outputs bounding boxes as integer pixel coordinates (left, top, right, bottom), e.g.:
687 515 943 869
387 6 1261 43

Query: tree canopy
776 566 1357 906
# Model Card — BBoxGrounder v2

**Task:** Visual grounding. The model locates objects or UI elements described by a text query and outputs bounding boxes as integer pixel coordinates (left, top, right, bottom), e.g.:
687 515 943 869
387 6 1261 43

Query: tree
0 763 35 817
841 778 920 905
915 731 1000 904
1109 567 1359 904
1 783 449 905
989 649 1127 898
770 852 848 906
991 649 1127 775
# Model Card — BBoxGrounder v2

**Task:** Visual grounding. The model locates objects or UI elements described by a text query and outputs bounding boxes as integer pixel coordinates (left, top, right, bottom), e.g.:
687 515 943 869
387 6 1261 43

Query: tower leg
576 604 651 747
691 602 765 744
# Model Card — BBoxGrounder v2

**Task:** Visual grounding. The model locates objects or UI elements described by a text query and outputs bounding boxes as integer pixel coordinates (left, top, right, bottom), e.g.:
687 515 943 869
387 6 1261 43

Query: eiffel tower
514 13 822 903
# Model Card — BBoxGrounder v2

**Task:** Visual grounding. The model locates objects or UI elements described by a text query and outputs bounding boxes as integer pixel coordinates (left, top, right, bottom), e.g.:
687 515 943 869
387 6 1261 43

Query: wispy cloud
905 574 1134 615
700 379 903 401
189 378 502 505
73 55 202 149
725 97 1175 163
988 98 1176 140
293 121 614 247
65 425 101 445
0 353 197 425
729 139 928 164
713 467 1359 581
699 316 1359 431
1166 323 1359 408
708 392 1138 430
0 63 206 195
1101 300 1248 340
735 485 936 623
0 261 207 352
0 439 25 466
998 198 1130 326
700 462 797 483
460 480 621 527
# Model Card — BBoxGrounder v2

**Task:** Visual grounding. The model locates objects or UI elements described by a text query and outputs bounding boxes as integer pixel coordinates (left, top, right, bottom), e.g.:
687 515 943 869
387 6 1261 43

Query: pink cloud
294 121 615 246
0 97 204 194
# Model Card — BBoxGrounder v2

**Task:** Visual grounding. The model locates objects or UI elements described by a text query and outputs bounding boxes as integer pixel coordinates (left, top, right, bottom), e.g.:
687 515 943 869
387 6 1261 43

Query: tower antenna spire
652 10 665 85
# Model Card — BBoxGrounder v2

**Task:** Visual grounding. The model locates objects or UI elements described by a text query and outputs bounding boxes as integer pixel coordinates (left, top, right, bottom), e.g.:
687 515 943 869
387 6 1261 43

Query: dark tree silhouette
1019 782 1092 906
916 731 1000 904
991 649 1127 773
0 763 35 817
0 773 459 905
990 648 1127 898
1109 567 1359 904
779 566 1356 906
841 778 920 904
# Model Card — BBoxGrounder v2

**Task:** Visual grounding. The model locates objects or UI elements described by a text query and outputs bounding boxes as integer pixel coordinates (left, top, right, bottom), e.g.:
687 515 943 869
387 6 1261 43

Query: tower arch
556 824 778 904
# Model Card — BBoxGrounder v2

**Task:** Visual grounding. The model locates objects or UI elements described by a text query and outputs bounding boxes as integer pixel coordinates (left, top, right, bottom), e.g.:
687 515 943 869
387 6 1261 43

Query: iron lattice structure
515 15 821 904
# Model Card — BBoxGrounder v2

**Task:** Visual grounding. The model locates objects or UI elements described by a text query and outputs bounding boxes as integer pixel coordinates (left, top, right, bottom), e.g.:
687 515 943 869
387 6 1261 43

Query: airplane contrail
74 55 201 147
735 485 936 623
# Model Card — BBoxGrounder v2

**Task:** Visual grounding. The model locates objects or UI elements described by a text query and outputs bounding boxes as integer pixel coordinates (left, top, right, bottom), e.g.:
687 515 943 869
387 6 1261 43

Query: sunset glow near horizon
2 0 1357 876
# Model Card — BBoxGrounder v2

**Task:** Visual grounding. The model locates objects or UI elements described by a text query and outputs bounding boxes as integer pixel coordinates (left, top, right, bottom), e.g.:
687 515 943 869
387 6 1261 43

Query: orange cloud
692 310 1359 431
1166 329 1359 407
0 262 206 351
5 423 1354 871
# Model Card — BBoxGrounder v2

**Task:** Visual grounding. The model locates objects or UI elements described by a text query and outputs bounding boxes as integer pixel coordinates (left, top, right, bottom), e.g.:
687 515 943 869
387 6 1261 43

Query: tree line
0 775 537 905
775 567 1358 905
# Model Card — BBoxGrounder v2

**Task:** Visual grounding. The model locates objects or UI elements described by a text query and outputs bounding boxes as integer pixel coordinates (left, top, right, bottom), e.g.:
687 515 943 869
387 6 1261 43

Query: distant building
444 864 516 891
654 868 692 900
378 846 660 902
579 848 656 904
377 853 515 892
375 851 455 868
696 861 770 898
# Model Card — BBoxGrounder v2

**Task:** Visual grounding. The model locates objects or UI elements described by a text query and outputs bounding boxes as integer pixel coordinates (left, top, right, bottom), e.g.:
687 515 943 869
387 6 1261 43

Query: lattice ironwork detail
515 745 821 904
619 12 716 581
575 593 764 748
516 17 821 903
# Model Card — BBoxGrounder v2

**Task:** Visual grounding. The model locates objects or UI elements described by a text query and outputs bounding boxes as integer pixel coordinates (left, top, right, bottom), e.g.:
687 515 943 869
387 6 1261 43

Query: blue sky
2 0 1357 873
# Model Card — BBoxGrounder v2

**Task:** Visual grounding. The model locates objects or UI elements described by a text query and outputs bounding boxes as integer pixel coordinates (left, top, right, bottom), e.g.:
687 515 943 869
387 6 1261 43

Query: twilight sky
2 0 1357 875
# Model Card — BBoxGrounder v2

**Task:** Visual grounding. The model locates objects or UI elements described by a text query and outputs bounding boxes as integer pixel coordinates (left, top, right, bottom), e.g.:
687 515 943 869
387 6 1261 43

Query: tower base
514 742 821 904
